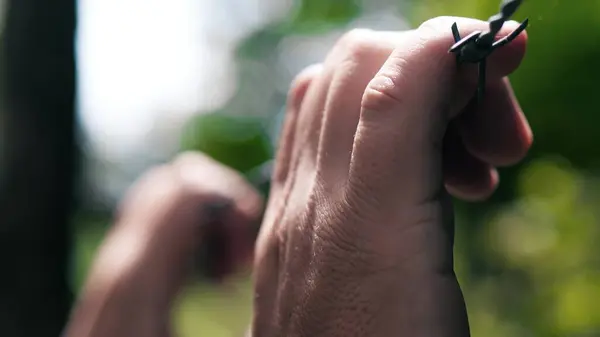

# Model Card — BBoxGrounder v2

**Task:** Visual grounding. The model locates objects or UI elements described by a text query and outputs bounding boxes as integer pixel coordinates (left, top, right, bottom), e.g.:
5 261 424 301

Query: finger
432 18 528 117
445 19 531 167
272 64 323 190
453 19 528 82
174 153 265 280
436 17 528 79
174 152 263 217
456 78 532 167
316 30 405 190
253 63 322 294
443 125 498 201
348 16 528 207
261 64 322 242
286 63 331 185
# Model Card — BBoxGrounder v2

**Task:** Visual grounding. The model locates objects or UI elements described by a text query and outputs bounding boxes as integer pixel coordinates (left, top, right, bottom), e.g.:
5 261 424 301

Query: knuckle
288 81 307 108
144 165 191 199
418 16 455 34
417 16 461 55
361 71 407 113
339 28 370 46
160 174 190 201
337 28 378 61
288 66 320 110
119 165 190 216
289 64 322 94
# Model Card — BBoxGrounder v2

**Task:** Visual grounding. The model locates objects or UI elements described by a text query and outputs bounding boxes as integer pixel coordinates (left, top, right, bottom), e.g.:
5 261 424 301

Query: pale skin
64 16 531 337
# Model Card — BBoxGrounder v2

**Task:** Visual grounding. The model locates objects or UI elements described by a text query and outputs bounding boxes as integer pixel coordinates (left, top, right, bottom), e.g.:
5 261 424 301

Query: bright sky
76 0 291 161
78 0 226 161
76 0 291 201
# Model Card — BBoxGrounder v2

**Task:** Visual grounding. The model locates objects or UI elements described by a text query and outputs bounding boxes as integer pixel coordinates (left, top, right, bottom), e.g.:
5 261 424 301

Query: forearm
63 224 174 337
63 272 170 337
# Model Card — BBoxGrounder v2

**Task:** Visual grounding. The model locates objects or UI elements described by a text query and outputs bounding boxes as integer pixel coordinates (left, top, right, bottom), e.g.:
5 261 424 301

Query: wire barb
449 0 528 105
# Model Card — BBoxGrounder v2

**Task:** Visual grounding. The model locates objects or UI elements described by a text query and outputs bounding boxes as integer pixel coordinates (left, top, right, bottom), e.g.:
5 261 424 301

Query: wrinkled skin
63 16 531 337
251 16 530 337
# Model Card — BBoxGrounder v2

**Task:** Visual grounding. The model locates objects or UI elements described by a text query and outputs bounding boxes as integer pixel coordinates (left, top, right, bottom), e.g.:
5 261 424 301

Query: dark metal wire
449 0 529 104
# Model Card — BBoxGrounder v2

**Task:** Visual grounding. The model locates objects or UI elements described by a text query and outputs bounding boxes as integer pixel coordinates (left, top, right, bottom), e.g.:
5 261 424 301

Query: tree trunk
0 0 77 336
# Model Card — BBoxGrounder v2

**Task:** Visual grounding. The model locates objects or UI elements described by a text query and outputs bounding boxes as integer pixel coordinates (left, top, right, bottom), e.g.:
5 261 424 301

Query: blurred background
0 0 597 336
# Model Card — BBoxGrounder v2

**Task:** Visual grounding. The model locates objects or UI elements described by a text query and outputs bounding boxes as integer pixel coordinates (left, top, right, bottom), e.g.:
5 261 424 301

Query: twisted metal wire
478 0 524 47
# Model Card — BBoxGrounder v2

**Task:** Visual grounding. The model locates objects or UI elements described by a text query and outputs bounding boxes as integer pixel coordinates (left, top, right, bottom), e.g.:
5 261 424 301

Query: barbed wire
479 0 525 47
449 0 528 103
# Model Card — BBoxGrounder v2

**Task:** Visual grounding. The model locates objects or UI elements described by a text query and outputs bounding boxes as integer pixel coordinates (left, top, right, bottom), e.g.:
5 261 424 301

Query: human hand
64 152 263 337
252 17 531 337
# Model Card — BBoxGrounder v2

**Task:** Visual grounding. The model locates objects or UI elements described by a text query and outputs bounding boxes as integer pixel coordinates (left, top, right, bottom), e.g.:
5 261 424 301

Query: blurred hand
252 16 531 337
64 152 263 337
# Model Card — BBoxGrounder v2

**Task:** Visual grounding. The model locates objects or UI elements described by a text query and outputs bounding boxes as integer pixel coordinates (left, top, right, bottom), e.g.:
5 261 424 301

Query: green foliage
174 280 253 337
181 113 273 175
285 0 362 34
454 158 600 336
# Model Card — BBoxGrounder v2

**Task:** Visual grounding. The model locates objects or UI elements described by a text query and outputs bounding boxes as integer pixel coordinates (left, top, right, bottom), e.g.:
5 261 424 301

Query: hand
252 17 531 336
64 152 263 337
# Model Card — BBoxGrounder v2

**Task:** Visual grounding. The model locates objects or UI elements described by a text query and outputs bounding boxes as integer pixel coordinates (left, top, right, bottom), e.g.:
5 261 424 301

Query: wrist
64 272 170 337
